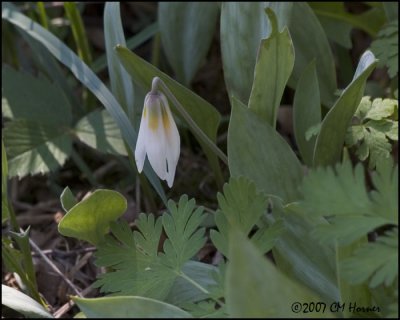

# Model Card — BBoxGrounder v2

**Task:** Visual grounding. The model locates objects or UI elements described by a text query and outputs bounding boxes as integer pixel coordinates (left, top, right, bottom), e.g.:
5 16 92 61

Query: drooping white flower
135 89 180 188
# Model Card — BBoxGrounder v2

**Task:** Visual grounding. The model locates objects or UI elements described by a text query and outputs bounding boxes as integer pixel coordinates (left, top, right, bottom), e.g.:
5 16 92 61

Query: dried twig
28 238 83 298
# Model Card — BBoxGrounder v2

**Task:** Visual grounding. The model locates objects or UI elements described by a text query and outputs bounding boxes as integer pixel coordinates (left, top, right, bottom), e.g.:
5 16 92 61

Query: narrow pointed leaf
248 8 294 128
2 285 52 318
2 140 9 223
104 3 134 116
293 60 321 166
313 51 378 167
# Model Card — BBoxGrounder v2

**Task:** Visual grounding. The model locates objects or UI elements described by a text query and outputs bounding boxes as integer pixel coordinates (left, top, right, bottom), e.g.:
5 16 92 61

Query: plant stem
70 149 98 186
177 270 225 308
153 77 228 165
36 2 49 30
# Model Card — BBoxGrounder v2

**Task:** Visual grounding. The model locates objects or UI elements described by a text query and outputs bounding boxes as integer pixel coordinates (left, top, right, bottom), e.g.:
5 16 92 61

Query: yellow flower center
144 100 170 133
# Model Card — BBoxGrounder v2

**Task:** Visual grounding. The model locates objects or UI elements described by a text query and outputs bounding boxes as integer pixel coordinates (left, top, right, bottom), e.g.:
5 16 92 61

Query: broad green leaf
293 60 321 166
371 20 398 78
313 51 378 167
165 261 217 307
73 296 192 318
317 15 352 48
18 32 83 117
287 2 337 107
309 2 386 37
2 285 52 318
58 189 127 245
104 3 134 118
226 229 332 318
271 203 340 304
341 229 398 288
248 8 294 128
228 97 303 202
158 2 219 86
1 4 166 202
2 67 73 178
60 186 77 212
75 109 127 156
114 45 222 183
161 196 206 270
3 120 72 177
2 140 9 223
2 65 72 124
220 2 270 104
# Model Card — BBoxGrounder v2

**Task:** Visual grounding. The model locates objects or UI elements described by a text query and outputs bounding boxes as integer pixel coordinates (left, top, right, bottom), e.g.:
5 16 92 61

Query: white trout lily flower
135 87 180 188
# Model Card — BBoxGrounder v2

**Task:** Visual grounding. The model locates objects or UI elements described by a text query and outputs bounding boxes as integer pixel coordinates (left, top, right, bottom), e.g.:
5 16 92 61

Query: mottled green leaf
3 120 72 177
220 2 270 104
1 5 165 201
287 2 337 107
75 109 127 156
159 2 219 86
2 65 71 124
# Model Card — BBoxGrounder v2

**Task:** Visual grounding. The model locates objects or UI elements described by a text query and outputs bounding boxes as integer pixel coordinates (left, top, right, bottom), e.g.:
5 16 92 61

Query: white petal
145 100 167 180
135 105 148 173
162 97 180 187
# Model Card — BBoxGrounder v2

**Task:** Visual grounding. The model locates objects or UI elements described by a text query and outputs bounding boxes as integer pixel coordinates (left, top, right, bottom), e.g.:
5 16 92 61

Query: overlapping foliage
1 2 398 318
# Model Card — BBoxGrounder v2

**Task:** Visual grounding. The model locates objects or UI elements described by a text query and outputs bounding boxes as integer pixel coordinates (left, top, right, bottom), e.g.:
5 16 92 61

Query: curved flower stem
152 77 228 165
